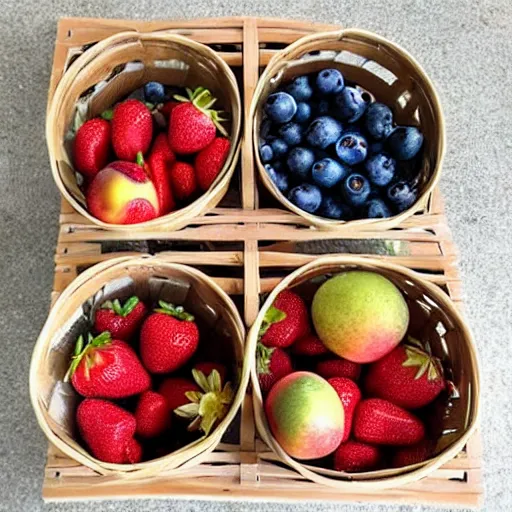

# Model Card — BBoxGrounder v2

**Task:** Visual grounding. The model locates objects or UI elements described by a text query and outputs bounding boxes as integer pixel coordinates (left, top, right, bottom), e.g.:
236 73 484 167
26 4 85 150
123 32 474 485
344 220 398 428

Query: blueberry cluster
259 69 424 220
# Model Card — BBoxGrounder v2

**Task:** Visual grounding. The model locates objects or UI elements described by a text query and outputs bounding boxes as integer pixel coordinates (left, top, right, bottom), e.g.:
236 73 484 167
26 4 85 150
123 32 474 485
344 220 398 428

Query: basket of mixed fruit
46 31 241 230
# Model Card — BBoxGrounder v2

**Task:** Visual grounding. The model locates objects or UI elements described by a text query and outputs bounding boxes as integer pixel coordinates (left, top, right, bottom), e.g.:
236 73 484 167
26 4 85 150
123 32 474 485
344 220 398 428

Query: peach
86 161 159 224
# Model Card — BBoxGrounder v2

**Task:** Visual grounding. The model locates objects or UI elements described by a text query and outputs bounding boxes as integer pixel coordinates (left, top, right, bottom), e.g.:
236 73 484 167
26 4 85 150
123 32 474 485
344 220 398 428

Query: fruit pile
259 69 424 220
73 82 231 224
65 296 234 464
257 271 449 472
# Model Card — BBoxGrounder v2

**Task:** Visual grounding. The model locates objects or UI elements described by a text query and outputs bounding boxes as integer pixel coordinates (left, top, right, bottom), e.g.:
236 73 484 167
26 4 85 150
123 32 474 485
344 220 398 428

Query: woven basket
248 256 479 490
30 256 247 477
47 31 242 231
251 29 445 231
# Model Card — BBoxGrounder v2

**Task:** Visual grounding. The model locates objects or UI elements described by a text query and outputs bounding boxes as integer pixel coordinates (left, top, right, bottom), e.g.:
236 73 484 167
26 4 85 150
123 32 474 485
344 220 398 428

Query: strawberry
140 302 199 374
334 441 382 472
111 99 153 161
169 87 228 154
159 377 200 412
160 101 179 119
328 377 362 442
73 118 111 180
354 398 425 446
365 337 445 409
94 296 147 340
65 332 150 399
194 362 227 384
292 333 328 356
195 137 231 191
256 342 293 395
135 390 171 438
392 439 434 468
169 162 197 201
315 358 361 381
77 398 142 464
146 134 176 214
260 290 310 348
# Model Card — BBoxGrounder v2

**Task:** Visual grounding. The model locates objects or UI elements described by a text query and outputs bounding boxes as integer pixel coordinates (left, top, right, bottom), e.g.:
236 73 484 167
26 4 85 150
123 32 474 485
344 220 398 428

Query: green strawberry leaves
154 301 195 322
101 296 140 317
403 336 444 382
256 342 275 375
101 109 113 121
258 305 287 338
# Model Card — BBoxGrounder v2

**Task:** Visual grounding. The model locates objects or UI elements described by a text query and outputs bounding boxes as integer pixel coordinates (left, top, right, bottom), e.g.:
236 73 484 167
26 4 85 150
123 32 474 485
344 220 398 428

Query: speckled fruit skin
265 371 344 460
312 271 409 363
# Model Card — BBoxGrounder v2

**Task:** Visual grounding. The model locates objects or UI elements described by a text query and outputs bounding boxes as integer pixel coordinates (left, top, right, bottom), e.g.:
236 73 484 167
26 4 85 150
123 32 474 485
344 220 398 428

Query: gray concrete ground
1 1 511 510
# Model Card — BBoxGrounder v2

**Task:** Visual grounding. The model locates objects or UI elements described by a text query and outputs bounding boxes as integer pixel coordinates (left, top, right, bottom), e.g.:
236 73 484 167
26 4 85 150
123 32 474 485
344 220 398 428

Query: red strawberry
135 391 171 438
256 343 293 395
169 87 228 154
195 137 231 191
94 296 147 340
112 99 153 161
194 362 227 384
159 377 200 412
365 337 446 409
292 333 328 356
169 162 197 201
66 332 150 399
146 134 176 214
315 358 361 381
260 290 310 348
160 101 179 119
392 439 434 468
334 441 382 472
328 377 362 442
73 118 111 180
354 398 425 446
77 398 142 464
140 302 199 374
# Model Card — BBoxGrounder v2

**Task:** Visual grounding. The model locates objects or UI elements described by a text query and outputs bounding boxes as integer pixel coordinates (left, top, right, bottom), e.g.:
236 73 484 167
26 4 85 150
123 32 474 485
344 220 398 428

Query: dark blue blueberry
365 198 392 218
335 132 368 165
387 126 424 160
387 181 419 212
342 173 371 206
365 153 396 187
316 68 344 95
364 102 394 140
269 138 289 159
264 163 289 194
260 118 273 139
288 184 323 213
286 75 313 102
144 82 166 103
306 116 343 149
279 122 303 146
312 158 349 188
272 160 284 172
334 86 371 122
294 102 312 123
369 141 385 154
312 99 331 116
286 147 315 179
128 87 146 102
264 92 297 123
259 143 274 163
318 195 353 220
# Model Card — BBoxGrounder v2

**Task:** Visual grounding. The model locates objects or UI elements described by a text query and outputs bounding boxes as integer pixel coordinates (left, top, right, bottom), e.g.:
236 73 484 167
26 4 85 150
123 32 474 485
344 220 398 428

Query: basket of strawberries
46 31 241 230
30 256 247 475
248 255 479 489
251 29 444 229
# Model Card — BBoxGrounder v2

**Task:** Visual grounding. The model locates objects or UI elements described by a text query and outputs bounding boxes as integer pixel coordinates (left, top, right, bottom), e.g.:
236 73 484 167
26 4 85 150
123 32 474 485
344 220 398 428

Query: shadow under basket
251 29 445 231
46 31 242 231
248 256 479 490
30 256 247 477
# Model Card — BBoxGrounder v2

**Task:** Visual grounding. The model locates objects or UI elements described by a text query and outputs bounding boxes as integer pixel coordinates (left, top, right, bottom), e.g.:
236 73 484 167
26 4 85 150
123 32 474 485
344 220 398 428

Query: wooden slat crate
42 16 483 507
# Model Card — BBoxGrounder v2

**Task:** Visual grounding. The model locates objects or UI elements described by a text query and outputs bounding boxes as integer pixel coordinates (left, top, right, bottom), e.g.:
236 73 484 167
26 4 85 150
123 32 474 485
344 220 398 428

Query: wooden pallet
42 16 483 507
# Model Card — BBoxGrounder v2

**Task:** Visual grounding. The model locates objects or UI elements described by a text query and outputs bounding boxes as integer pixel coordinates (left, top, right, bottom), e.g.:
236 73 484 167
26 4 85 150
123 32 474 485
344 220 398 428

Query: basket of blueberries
251 29 445 229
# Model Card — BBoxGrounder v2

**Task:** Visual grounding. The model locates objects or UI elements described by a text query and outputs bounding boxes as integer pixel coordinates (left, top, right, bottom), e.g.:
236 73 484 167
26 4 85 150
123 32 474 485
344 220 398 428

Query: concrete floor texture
0 0 511 510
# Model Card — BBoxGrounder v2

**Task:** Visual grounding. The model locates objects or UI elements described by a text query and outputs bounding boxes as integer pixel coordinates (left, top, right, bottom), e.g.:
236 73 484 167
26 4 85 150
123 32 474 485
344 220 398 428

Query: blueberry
334 86 370 122
342 173 371 206
286 147 315 179
365 153 396 187
294 102 312 123
269 138 289 159
260 118 273 139
387 126 424 160
259 143 274 163
288 184 323 213
264 163 289 194
369 141 385 154
272 160 284 172
364 103 394 140
286 75 313 102
264 92 297 123
144 82 166 103
316 69 344 95
365 198 392 218
306 116 343 149
312 158 349 188
335 132 368 165
127 87 146 102
318 195 353 220
387 181 419 212
312 99 331 116
279 122 303 146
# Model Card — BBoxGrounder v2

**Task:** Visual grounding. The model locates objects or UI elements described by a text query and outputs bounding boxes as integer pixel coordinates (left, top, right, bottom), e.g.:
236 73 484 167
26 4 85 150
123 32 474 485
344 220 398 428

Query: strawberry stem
136 152 145 167
101 109 113 121
154 300 194 321
100 296 140 317
258 305 287 338
256 342 274 374
64 332 112 382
